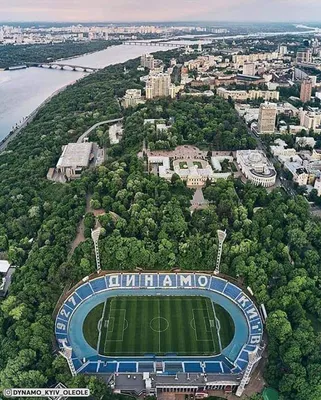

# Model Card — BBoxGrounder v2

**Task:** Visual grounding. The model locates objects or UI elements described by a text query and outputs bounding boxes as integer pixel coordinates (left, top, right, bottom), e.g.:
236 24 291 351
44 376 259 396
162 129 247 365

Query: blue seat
82 362 98 373
98 363 117 373
232 366 242 374
184 363 203 373
76 283 93 300
72 358 83 371
236 359 248 370
138 363 154 372
118 363 137 372
245 344 256 352
205 362 222 373
221 362 232 373
210 278 226 293
239 351 249 362
165 363 183 372
90 278 107 293
223 283 242 299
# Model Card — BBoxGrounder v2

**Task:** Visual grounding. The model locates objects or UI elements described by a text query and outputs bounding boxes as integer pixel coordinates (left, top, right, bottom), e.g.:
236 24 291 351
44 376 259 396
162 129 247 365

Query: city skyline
1 0 321 23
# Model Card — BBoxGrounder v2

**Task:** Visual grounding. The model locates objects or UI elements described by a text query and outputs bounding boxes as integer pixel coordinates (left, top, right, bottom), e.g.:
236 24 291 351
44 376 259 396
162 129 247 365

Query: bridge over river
26 62 102 72
122 41 184 47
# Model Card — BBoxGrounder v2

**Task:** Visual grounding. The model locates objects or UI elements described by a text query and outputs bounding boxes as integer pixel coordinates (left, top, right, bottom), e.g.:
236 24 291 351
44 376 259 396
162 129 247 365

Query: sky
1 0 321 23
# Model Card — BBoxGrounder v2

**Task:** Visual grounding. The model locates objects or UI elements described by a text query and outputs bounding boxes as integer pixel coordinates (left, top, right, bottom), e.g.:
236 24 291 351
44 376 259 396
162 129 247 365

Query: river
0 43 177 141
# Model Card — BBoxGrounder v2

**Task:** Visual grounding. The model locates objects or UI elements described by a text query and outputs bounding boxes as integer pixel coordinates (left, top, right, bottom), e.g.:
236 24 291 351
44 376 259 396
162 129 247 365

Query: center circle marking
150 317 169 332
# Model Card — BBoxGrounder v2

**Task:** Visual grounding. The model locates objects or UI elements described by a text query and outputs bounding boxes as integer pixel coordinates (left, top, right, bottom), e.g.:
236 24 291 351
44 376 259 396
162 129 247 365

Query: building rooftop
0 260 10 274
57 142 93 169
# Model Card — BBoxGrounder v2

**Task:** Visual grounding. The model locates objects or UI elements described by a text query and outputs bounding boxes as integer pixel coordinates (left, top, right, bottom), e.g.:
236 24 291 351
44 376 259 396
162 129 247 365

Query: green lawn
83 296 235 357
179 162 188 169
214 303 235 349
83 302 104 349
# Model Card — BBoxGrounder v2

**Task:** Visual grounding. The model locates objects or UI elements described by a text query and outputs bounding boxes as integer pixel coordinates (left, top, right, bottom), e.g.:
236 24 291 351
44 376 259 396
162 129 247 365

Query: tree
266 310 292 343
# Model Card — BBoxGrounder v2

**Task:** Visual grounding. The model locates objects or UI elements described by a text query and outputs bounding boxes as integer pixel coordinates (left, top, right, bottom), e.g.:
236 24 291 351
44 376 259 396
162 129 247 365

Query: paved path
77 117 123 143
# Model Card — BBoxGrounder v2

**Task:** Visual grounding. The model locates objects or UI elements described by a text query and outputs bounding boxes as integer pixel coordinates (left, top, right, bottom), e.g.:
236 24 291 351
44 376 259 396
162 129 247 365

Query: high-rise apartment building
140 54 155 70
145 73 176 99
278 45 288 56
300 78 312 103
296 49 312 64
258 103 277 134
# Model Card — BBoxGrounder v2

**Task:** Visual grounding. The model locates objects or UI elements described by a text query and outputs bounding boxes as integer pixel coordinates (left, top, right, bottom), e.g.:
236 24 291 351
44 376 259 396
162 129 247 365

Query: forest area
0 50 321 400
0 40 120 69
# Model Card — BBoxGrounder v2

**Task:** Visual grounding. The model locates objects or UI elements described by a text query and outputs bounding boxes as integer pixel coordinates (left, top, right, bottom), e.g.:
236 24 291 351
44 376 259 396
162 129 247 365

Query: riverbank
0 43 178 140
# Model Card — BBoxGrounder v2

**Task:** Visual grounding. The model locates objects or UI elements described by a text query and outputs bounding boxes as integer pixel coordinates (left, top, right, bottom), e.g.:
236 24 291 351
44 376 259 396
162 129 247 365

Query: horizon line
1 19 321 24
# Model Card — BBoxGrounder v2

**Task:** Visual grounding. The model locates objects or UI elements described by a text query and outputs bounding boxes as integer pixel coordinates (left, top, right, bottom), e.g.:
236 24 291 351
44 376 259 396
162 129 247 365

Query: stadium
55 271 264 398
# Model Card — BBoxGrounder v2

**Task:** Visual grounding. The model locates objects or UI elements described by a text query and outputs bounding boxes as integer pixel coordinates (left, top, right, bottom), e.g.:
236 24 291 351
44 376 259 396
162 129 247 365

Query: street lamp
214 229 227 275
91 227 102 273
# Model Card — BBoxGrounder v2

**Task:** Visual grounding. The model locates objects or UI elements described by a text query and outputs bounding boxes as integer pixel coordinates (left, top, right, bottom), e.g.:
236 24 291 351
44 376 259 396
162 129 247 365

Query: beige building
300 78 313 103
296 49 312 64
122 89 145 108
300 109 321 132
145 73 176 99
258 103 277 134
217 88 279 102
140 53 155 69
232 52 279 65
243 62 256 76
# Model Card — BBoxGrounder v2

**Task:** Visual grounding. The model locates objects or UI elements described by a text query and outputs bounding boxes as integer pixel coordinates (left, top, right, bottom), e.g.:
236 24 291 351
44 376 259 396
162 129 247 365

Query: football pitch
83 296 235 357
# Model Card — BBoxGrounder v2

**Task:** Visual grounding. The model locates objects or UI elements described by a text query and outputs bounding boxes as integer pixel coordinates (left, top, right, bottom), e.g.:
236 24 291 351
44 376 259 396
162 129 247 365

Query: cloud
0 0 321 22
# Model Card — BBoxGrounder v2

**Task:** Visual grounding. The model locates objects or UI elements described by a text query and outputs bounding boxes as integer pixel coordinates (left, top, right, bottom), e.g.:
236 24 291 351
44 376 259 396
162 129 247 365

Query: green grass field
83 296 235 357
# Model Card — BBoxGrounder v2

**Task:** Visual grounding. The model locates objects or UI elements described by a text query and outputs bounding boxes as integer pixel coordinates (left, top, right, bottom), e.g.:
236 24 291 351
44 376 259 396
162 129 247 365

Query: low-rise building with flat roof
0 260 13 297
56 142 93 179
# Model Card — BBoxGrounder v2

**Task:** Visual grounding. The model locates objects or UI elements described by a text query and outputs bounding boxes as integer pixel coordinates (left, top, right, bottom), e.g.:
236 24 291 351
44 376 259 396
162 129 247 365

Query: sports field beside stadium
83 295 235 356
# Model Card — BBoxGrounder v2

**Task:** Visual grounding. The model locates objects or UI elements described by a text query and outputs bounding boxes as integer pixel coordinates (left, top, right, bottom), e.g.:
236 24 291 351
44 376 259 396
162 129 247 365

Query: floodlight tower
91 227 102 273
214 229 227 275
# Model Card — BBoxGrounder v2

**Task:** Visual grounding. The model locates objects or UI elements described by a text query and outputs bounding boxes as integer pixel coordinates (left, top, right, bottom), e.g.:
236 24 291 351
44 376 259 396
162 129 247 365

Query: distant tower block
91 227 102 273
214 230 227 275
198 43 202 52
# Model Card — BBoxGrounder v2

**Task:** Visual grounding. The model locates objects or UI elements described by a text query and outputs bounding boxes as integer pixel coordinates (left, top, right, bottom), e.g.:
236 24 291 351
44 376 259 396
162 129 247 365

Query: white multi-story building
236 150 276 187
270 139 297 157
148 155 231 187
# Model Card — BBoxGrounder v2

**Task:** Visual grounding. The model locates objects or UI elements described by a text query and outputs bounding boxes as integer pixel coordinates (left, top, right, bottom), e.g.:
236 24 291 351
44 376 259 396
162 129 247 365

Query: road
77 117 123 143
